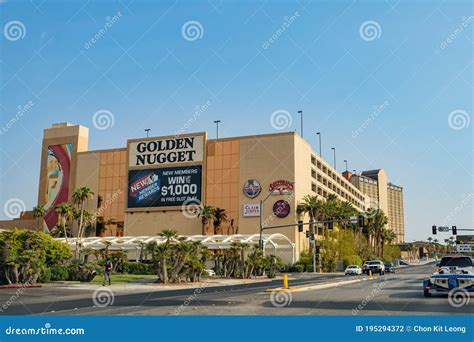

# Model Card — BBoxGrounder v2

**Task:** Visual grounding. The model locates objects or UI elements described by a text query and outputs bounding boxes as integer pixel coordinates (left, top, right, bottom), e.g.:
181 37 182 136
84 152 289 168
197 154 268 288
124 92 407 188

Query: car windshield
348 266 358 269
439 257 472 268
367 261 380 265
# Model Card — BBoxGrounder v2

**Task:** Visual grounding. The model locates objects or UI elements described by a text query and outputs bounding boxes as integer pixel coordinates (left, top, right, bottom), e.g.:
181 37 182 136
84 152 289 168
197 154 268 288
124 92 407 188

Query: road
0 263 471 316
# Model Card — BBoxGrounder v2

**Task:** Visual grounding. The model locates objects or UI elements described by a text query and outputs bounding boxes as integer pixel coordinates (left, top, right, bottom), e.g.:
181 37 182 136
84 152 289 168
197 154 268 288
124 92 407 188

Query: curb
266 277 373 293
0 284 42 289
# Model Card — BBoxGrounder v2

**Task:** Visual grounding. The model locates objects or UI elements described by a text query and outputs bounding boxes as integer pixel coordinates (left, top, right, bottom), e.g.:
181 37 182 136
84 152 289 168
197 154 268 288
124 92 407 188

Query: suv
363 260 385 275
437 255 473 274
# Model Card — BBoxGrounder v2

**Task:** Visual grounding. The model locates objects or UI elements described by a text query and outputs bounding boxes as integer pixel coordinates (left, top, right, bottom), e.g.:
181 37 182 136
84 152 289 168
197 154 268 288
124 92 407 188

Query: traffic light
327 218 334 230
315 246 321 254
358 215 365 228
305 231 310 238
298 220 304 232
432 225 437 235
452 226 457 235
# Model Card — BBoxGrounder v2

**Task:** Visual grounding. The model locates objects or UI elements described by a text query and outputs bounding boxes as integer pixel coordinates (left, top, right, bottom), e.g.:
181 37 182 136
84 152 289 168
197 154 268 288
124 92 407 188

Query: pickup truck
423 255 474 297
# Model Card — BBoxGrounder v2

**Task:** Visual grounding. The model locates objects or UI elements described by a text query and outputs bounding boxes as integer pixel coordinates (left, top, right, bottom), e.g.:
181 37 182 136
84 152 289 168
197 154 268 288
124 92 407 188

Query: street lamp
259 190 275 250
145 128 151 138
214 120 221 139
298 110 303 138
316 132 322 157
344 159 348 171
331 147 336 170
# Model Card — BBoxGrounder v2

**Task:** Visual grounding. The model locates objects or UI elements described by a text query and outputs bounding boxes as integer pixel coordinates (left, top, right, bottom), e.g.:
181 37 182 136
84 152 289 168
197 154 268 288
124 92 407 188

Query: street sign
438 226 450 232
457 244 473 253
350 216 358 224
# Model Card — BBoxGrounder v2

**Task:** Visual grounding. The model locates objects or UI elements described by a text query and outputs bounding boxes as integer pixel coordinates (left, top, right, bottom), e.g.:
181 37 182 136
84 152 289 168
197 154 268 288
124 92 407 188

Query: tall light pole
316 132 322 157
298 110 303 138
214 120 221 139
145 128 151 138
331 147 336 170
344 159 348 171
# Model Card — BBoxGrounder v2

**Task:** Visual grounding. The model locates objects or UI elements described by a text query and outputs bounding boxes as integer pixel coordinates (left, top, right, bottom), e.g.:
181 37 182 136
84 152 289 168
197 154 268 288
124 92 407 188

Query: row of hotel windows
310 155 365 209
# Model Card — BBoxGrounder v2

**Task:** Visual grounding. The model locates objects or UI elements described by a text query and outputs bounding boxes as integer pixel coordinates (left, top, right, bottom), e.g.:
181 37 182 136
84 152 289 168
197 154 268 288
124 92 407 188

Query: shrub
67 261 100 282
123 262 154 275
39 267 52 283
50 265 69 281
291 264 305 273
0 229 72 285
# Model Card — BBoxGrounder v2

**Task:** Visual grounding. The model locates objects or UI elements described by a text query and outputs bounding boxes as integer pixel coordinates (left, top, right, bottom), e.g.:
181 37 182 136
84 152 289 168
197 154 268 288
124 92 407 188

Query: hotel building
0 122 405 255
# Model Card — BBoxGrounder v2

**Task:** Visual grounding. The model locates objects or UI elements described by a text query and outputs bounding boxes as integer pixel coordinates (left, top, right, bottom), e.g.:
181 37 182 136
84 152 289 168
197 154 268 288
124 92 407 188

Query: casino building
0 122 405 257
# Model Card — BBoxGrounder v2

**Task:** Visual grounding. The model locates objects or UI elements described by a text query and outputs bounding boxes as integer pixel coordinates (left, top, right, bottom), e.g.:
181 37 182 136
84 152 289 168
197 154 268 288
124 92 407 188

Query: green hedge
123 262 154 275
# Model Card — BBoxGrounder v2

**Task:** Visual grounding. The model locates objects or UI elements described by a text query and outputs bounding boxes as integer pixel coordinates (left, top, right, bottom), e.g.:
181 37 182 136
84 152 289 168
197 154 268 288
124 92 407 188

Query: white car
345 265 362 275
205 269 216 277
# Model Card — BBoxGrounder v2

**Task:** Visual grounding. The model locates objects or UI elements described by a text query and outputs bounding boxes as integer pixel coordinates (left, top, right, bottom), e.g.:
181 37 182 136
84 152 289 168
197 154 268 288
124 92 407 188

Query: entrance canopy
56 234 295 264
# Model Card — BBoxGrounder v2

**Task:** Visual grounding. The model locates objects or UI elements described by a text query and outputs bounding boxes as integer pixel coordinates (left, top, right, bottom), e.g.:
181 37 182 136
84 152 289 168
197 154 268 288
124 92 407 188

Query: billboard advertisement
43 144 73 231
127 165 202 208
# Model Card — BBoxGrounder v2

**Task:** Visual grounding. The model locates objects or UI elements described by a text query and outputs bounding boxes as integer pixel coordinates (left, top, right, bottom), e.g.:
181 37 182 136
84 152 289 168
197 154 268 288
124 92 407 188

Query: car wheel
423 288 431 297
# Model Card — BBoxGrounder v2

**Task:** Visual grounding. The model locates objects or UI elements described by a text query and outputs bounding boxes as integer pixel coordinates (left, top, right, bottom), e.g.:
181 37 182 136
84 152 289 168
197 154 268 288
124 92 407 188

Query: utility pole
145 128 151 138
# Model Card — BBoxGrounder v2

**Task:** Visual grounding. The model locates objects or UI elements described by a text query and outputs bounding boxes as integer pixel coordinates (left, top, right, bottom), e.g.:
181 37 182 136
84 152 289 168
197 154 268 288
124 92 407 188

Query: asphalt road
0 263 471 316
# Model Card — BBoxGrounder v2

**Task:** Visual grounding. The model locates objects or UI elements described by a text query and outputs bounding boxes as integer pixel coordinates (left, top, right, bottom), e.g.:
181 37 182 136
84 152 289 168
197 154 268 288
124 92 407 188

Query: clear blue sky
0 0 472 242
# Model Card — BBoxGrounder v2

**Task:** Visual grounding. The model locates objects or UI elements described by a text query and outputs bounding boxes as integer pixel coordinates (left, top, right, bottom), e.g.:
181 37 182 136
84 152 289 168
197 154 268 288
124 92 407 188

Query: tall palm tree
72 187 94 239
198 206 216 235
55 203 75 243
32 205 46 232
380 228 397 258
297 195 323 234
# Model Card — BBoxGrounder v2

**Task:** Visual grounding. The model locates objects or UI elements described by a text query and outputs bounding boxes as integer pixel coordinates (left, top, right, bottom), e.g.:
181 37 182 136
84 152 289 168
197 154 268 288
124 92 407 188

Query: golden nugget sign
129 134 204 167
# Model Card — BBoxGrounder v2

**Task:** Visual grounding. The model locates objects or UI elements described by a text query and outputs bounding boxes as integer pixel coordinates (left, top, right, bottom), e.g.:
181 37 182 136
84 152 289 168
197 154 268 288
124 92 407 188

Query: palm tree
380 228 397 258
213 208 228 235
198 206 216 235
72 187 95 253
297 195 323 235
365 208 388 256
55 203 75 243
155 229 178 284
32 205 46 232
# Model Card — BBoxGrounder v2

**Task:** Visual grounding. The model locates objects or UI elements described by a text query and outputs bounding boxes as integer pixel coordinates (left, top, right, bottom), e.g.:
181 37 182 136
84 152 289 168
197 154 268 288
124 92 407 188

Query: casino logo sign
243 180 262 198
273 200 291 218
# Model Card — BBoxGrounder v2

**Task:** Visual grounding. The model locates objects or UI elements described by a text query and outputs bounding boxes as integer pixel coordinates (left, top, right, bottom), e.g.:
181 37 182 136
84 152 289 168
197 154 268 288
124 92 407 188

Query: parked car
205 269 216 277
384 263 396 273
363 260 385 275
423 255 474 297
345 265 362 275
